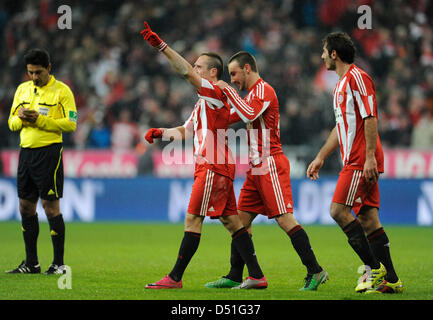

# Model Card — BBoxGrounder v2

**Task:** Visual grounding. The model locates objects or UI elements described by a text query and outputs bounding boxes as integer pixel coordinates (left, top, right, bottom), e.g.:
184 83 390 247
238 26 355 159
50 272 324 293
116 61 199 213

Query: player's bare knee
184 213 203 233
275 213 298 233
330 202 353 227
220 215 243 234
357 207 381 234
218 216 230 229
238 210 255 229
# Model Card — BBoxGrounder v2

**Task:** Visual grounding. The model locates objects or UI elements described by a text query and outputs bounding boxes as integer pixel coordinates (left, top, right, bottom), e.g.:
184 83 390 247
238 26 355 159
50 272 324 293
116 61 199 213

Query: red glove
145 128 163 143
140 22 167 52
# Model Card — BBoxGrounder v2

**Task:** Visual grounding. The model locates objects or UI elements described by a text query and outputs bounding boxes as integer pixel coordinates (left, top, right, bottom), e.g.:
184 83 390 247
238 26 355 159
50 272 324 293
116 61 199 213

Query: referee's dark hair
229 51 258 73
24 48 51 69
323 32 356 64
201 52 224 80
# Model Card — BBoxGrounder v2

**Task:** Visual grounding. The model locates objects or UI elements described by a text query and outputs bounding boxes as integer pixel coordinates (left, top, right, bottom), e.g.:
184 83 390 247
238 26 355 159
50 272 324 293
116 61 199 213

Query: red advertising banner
2 148 433 178
383 149 433 178
1 150 138 178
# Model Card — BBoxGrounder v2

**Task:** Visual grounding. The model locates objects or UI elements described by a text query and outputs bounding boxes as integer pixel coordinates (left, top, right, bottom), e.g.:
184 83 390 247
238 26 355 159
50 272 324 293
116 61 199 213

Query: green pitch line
0 222 431 300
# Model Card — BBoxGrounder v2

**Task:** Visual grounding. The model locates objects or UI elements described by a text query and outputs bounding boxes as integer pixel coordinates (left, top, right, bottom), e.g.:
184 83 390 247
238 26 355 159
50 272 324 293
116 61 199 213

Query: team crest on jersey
337 92 344 104
337 91 344 104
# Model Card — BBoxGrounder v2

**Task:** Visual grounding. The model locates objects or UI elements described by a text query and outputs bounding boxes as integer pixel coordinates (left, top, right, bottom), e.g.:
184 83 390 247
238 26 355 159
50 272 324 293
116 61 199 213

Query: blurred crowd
1 0 433 173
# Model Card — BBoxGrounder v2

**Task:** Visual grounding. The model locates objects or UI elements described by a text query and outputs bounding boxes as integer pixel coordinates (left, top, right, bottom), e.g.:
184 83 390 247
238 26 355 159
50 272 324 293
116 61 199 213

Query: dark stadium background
0 0 433 226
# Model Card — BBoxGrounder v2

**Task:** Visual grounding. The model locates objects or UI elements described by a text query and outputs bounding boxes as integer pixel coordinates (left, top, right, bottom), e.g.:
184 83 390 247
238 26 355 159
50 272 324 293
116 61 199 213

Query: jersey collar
34 75 56 89
342 64 355 79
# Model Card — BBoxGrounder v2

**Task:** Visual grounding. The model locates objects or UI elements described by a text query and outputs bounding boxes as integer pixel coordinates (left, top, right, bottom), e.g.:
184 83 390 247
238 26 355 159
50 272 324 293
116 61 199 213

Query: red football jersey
332 64 384 172
183 78 235 180
223 78 283 165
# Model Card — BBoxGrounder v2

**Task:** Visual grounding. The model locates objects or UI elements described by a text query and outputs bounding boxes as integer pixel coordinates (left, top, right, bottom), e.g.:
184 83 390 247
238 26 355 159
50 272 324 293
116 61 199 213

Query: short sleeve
350 71 376 119
196 78 226 109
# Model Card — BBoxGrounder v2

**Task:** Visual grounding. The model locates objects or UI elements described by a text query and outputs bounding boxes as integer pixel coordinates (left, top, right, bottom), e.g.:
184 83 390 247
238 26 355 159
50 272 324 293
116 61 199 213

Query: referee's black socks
48 214 65 266
22 214 39 266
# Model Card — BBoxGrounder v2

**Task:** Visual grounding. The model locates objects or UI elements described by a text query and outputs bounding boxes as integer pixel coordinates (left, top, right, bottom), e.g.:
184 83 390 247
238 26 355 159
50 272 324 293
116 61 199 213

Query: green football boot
299 270 329 291
205 277 241 288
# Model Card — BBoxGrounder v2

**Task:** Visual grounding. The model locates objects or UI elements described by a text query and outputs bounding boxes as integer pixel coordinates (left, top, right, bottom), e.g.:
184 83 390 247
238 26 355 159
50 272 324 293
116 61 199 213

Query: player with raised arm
307 32 402 293
206 51 328 291
141 22 267 290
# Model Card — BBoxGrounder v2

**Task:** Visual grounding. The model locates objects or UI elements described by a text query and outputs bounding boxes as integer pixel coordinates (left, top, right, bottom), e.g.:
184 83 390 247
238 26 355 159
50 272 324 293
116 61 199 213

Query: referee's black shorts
17 143 64 201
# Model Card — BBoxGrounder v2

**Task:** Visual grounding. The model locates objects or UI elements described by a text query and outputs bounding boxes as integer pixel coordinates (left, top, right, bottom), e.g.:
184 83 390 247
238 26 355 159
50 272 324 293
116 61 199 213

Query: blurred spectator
111 108 140 151
136 141 155 175
87 115 111 149
411 94 433 149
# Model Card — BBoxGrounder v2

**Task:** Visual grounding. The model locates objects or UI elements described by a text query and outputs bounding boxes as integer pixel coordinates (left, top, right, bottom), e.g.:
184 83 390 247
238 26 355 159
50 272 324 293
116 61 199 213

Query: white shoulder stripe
353 90 368 118
256 82 264 100
256 84 259 100
225 86 254 114
201 78 214 89
354 69 367 95
350 69 367 96
197 94 224 109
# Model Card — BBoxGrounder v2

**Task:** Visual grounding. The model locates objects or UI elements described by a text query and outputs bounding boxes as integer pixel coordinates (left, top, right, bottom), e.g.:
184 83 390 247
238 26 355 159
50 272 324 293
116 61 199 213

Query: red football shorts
238 153 293 219
332 166 380 215
187 167 237 219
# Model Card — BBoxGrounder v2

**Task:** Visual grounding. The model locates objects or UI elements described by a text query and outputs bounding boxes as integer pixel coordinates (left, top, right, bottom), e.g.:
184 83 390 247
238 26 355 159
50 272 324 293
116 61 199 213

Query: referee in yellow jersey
6 49 77 275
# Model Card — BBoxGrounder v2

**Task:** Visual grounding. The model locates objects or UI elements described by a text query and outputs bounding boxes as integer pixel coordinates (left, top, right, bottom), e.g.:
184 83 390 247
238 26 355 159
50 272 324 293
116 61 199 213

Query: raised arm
140 21 201 89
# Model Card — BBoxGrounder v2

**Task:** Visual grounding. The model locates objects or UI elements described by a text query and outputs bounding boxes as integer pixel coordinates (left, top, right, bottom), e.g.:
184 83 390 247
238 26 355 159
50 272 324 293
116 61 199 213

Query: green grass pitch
0 222 432 300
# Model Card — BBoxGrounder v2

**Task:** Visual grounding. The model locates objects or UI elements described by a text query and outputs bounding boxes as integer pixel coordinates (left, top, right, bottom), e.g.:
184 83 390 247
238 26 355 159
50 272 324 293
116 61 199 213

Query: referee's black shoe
6 261 41 274
44 264 66 275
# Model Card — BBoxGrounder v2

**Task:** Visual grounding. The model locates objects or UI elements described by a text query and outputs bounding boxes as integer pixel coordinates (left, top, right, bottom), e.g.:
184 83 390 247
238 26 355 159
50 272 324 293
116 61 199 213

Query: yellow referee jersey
8 76 77 148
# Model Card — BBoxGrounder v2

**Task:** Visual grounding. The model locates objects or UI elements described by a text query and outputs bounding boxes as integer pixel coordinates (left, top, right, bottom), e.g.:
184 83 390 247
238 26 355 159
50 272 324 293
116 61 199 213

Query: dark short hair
201 52 224 80
24 48 51 68
228 51 258 73
323 32 356 64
